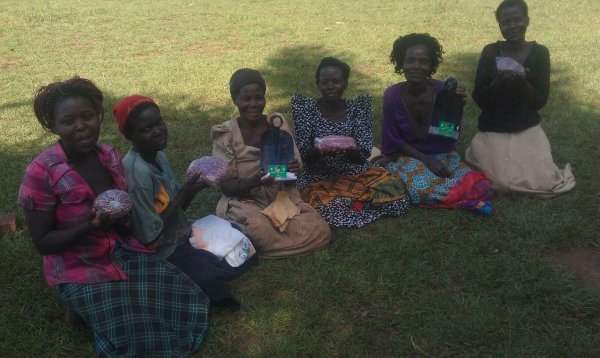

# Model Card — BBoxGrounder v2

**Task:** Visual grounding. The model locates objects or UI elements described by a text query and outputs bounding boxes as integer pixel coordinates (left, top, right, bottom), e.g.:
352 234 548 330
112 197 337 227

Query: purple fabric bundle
93 189 132 220
185 156 230 186
314 135 357 153
495 57 525 77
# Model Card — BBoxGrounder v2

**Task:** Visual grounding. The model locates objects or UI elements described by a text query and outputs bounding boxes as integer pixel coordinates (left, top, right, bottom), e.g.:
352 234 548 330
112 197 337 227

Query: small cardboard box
0 213 17 235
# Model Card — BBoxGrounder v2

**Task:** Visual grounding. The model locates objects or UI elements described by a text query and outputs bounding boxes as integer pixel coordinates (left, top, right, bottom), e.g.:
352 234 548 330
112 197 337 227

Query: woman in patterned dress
373 33 494 214
292 57 409 228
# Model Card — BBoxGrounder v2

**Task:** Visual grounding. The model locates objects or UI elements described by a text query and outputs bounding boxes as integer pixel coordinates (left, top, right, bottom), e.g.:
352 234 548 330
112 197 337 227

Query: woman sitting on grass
114 95 256 309
18 77 209 356
212 68 331 259
291 57 409 228
373 33 494 214
465 0 575 195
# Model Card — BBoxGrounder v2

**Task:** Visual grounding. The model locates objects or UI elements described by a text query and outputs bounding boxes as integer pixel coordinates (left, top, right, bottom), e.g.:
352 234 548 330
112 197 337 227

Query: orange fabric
299 167 406 208
154 185 170 214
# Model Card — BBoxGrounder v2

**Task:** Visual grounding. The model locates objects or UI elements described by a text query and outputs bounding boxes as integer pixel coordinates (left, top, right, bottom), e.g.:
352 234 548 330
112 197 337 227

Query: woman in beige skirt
212 68 331 259
466 0 575 195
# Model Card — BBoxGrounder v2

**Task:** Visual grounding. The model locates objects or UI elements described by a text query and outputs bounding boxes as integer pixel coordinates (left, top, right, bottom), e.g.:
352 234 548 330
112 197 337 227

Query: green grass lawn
1 0 599 356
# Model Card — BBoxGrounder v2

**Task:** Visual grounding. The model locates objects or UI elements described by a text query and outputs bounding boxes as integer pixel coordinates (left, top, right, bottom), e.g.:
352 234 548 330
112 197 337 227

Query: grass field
1 0 599 356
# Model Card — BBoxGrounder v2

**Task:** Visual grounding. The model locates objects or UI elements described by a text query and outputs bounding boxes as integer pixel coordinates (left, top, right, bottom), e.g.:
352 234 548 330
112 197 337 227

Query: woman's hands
181 173 208 197
456 84 468 105
424 158 451 178
255 170 275 186
342 148 365 164
248 160 300 188
371 154 449 178
313 145 364 164
89 208 133 235
370 154 393 167
496 68 530 88
26 207 116 256
287 159 301 174
89 208 106 229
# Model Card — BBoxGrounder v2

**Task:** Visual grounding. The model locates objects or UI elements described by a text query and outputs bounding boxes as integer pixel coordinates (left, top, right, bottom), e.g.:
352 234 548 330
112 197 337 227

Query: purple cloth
381 81 456 155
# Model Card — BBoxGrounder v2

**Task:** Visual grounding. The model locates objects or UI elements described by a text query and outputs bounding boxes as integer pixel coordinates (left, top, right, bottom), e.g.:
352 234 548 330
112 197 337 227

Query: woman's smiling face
317 65 347 102
498 5 529 43
52 96 101 156
130 105 168 155
402 45 433 83
234 83 266 122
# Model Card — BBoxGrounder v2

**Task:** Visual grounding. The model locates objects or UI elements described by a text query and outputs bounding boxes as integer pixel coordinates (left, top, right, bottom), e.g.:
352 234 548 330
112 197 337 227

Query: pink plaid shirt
18 142 150 286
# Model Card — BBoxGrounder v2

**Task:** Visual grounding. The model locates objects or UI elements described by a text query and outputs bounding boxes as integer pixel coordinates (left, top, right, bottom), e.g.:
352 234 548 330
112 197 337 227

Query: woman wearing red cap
18 77 209 356
114 94 256 309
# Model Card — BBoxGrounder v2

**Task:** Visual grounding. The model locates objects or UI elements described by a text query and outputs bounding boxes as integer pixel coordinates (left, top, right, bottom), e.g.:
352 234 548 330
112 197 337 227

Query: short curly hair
389 33 444 77
495 0 528 22
33 76 104 132
315 57 350 85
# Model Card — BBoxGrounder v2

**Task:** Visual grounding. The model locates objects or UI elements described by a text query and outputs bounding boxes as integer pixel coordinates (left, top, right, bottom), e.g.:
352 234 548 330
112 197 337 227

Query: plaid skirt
55 247 209 358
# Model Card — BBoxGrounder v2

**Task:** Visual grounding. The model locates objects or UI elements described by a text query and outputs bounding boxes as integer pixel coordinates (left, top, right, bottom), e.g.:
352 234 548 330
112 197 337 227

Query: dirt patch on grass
238 331 261 350
183 38 241 56
553 248 600 291
0 56 24 69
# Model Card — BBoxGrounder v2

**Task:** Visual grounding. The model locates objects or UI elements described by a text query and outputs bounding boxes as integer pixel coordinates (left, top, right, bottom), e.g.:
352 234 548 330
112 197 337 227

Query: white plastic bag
189 215 256 267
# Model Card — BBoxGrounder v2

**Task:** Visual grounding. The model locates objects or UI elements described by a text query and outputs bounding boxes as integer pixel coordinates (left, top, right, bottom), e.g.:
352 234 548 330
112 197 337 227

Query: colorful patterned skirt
55 248 209 357
299 167 409 228
386 151 494 214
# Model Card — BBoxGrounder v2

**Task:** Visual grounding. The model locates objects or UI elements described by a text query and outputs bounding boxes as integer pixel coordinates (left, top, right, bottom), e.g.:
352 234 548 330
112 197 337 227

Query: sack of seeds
93 189 132 221
185 156 230 186
495 56 525 77
314 135 357 154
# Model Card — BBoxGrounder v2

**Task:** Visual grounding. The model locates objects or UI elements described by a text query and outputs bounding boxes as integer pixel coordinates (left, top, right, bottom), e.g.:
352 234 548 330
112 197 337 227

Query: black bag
260 114 295 179
428 77 463 140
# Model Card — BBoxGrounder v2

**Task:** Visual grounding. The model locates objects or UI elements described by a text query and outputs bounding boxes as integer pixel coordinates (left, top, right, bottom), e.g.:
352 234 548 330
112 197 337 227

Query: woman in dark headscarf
211 68 331 259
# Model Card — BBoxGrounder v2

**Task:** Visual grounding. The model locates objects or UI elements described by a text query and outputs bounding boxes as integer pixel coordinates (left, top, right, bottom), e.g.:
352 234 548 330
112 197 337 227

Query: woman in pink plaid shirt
18 77 209 356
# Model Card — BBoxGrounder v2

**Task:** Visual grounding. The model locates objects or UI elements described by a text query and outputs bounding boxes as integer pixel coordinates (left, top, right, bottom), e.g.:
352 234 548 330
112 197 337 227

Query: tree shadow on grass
230 46 600 356
2 45 599 357
258 45 375 120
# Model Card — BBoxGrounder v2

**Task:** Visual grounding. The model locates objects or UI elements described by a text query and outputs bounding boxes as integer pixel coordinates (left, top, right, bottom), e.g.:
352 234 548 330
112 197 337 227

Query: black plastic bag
428 77 463 140
260 114 295 179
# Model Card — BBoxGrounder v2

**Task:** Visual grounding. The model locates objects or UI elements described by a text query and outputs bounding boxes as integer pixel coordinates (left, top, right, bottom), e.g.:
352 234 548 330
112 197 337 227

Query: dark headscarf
229 68 266 99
